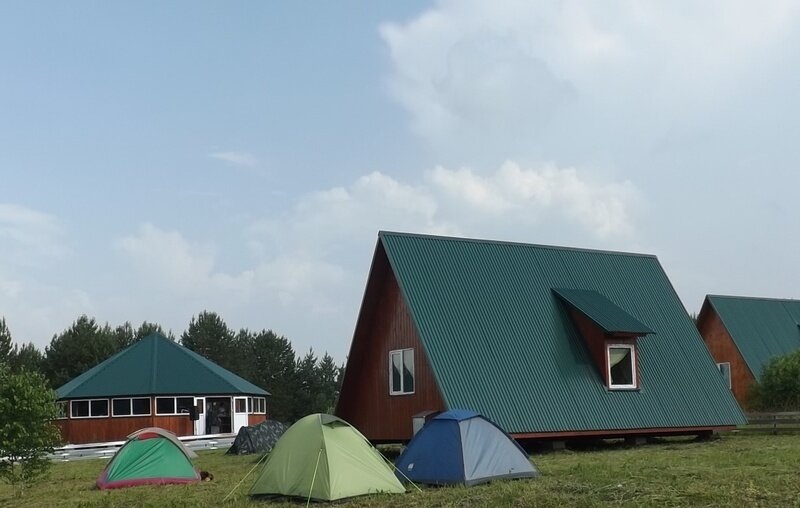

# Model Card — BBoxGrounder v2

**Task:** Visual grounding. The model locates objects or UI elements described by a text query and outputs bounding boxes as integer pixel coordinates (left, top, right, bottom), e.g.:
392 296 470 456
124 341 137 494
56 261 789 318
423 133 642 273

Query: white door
232 397 248 434
194 397 206 436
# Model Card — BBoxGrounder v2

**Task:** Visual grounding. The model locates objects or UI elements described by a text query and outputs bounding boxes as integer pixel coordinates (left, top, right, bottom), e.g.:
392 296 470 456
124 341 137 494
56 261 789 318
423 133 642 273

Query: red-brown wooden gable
568 309 641 389
697 301 754 409
336 242 446 442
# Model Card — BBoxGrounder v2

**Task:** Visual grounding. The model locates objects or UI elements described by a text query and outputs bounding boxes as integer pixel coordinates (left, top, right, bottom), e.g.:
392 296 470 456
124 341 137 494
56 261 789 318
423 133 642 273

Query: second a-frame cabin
336 232 745 443
697 295 800 408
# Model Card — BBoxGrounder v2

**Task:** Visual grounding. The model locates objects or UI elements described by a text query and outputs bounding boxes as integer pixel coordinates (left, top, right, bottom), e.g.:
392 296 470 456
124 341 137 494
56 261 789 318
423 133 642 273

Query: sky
2 1 800 361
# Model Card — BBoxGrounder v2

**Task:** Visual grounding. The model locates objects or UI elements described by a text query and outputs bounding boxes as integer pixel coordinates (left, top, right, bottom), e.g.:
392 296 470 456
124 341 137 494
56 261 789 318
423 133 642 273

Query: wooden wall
697 302 754 409
248 414 267 426
56 413 193 444
336 242 446 442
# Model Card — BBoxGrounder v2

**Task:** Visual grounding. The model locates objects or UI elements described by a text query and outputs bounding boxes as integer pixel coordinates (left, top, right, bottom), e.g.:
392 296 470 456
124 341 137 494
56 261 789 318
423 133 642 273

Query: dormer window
553 288 653 392
608 344 636 389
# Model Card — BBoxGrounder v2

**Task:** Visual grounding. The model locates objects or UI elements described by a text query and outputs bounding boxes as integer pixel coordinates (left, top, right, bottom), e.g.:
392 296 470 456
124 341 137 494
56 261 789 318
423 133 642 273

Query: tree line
0 313 344 423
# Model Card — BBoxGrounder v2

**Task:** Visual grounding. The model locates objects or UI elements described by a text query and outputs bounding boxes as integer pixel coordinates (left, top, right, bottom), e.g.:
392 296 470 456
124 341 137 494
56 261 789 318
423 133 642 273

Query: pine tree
0 318 12 366
246 330 297 421
315 353 340 413
43 316 116 388
8 343 44 374
181 311 236 371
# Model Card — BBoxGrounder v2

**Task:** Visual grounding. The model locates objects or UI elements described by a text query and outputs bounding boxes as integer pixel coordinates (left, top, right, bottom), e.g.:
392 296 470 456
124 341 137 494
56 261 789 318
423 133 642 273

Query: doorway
193 397 205 436
205 397 232 434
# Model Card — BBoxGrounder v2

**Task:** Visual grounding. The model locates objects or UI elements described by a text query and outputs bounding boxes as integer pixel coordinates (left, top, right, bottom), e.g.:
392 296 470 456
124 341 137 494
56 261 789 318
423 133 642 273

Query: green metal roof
552 288 655 335
379 231 745 433
56 334 268 399
706 295 800 380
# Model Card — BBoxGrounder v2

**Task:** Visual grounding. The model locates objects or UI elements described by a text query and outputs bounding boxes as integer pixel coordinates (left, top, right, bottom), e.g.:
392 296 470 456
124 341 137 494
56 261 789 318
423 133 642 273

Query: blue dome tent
395 409 538 486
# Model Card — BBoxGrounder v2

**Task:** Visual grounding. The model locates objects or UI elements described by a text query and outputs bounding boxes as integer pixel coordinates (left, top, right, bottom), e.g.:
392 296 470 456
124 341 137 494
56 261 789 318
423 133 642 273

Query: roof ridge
707 294 800 303
378 230 657 259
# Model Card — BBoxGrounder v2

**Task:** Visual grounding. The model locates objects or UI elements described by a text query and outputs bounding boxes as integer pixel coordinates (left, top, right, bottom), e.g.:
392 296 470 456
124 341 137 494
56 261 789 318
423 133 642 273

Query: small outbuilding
697 294 800 408
336 232 746 443
55 333 269 444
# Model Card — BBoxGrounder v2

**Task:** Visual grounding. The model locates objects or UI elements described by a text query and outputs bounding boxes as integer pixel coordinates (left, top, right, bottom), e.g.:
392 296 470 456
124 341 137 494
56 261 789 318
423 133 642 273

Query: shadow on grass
519 434 716 455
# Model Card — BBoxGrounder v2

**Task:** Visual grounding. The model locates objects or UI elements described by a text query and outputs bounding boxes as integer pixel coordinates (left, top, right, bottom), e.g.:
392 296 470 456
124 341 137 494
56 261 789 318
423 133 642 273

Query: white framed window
607 344 637 390
70 399 109 419
717 362 732 389
155 396 195 415
112 397 152 417
253 397 266 414
155 397 175 415
234 397 247 413
247 397 253 414
55 401 68 419
389 348 415 395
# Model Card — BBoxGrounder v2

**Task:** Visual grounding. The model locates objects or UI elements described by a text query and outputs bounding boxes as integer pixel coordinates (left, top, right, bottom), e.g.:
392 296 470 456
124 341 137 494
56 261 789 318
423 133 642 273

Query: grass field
2 432 800 507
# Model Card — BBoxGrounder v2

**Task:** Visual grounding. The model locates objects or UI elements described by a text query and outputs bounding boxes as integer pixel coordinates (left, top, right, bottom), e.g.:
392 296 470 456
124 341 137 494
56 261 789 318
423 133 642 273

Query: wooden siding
336 242 446 442
697 302 754 408
248 414 266 426
55 395 258 444
56 414 193 444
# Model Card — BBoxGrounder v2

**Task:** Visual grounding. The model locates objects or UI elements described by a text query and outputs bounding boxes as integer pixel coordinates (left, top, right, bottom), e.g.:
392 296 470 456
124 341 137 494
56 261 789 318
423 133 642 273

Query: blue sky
2 1 800 360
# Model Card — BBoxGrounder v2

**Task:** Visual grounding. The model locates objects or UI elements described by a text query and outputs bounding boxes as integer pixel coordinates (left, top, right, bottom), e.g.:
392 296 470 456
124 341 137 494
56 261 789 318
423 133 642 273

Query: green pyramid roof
56 333 267 399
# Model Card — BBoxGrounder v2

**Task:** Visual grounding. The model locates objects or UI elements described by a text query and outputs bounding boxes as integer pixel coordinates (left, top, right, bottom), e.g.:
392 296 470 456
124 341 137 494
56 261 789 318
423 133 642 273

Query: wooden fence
745 412 800 433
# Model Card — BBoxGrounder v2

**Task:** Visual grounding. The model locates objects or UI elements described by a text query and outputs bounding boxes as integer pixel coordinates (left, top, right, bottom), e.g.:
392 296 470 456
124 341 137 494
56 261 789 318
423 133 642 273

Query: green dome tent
97 428 200 489
249 414 405 501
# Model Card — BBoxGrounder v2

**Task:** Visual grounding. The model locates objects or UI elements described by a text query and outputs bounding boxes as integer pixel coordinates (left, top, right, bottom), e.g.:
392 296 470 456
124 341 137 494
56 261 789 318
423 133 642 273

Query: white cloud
0 271 95 345
115 223 346 309
209 151 259 168
0 203 66 263
381 1 800 152
429 162 637 237
115 223 252 294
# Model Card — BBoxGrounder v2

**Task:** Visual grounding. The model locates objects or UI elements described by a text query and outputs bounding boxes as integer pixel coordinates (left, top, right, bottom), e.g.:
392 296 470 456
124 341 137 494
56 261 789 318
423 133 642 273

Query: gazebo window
112 397 152 417
176 397 194 414
255 397 266 414
132 398 151 415
156 397 175 415
70 399 109 419
156 396 194 415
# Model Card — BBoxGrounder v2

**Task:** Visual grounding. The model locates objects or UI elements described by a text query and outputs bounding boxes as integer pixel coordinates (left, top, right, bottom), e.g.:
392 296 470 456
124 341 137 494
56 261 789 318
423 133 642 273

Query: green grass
3 433 800 507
